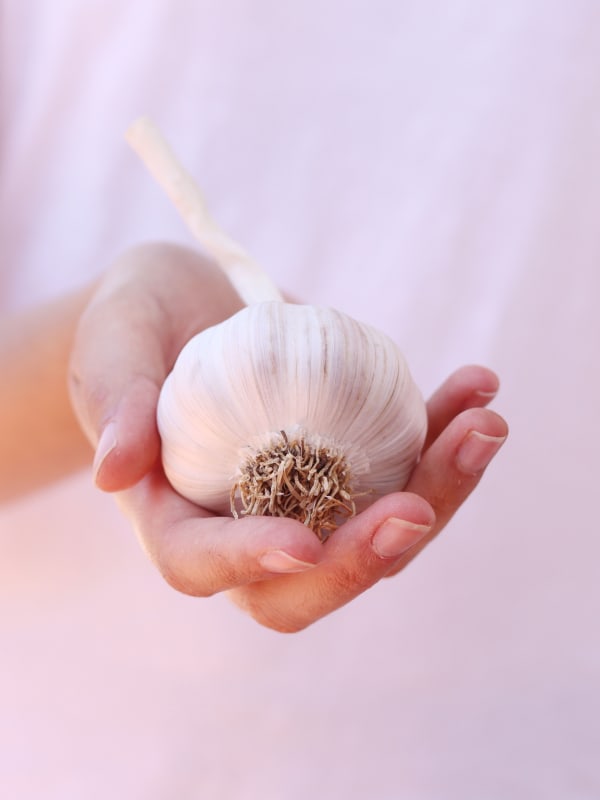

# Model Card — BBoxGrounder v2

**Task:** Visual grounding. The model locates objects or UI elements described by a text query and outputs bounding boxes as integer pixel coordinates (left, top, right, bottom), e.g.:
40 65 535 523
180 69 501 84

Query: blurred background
1 1 599 797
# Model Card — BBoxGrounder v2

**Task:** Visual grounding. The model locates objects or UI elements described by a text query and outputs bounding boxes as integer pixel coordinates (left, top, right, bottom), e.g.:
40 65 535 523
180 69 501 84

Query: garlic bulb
127 117 428 539
157 302 427 537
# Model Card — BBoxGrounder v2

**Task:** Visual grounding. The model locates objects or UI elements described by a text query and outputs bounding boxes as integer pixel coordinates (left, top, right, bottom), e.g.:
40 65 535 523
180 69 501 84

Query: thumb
69 290 167 492
89 374 162 492
68 243 246 492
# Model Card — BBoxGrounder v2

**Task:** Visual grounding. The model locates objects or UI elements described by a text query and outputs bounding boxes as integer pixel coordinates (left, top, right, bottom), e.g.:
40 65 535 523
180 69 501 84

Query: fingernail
371 518 432 559
474 389 498 400
259 550 318 574
456 430 506 475
93 421 118 484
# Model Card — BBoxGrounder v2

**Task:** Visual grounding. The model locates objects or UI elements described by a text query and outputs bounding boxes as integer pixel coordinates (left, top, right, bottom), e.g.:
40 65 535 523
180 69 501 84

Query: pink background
1 1 599 797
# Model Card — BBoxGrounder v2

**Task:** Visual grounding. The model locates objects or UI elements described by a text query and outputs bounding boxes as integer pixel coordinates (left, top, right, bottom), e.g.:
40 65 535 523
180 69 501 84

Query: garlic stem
125 117 284 305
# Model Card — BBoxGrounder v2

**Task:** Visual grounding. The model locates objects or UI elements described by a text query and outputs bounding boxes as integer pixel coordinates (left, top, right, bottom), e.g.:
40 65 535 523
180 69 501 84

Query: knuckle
162 564 215 599
428 475 474 520
258 614 309 634
152 543 216 599
154 536 255 599
206 549 243 591
323 561 376 597
231 589 310 634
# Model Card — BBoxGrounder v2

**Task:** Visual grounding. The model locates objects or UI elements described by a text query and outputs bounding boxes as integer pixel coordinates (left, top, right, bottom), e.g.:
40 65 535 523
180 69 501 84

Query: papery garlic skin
157 302 428 526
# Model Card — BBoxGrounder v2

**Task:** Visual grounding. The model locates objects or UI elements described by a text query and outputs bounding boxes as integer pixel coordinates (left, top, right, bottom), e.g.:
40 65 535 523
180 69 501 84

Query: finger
385 406 508 577
424 365 500 450
117 467 326 596
68 243 243 491
228 491 436 633
69 285 167 490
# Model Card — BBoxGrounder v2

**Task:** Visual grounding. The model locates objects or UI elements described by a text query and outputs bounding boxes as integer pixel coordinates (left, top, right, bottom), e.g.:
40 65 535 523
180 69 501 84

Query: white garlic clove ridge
157 302 428 521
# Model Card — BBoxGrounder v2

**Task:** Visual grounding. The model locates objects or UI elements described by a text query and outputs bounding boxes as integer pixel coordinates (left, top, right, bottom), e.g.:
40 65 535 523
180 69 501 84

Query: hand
70 243 508 632
69 242 245 489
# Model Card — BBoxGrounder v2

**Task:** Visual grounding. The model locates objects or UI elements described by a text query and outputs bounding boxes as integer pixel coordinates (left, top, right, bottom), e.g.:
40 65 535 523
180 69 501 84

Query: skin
1 242 508 632
0 285 95 501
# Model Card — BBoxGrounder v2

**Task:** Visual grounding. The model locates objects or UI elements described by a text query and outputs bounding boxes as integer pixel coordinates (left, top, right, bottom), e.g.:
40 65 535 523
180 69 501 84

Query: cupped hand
70 243 508 632
70 242 245 490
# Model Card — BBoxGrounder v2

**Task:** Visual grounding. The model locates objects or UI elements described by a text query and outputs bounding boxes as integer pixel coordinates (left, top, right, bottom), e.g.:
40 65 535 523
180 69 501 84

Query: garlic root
231 430 356 542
